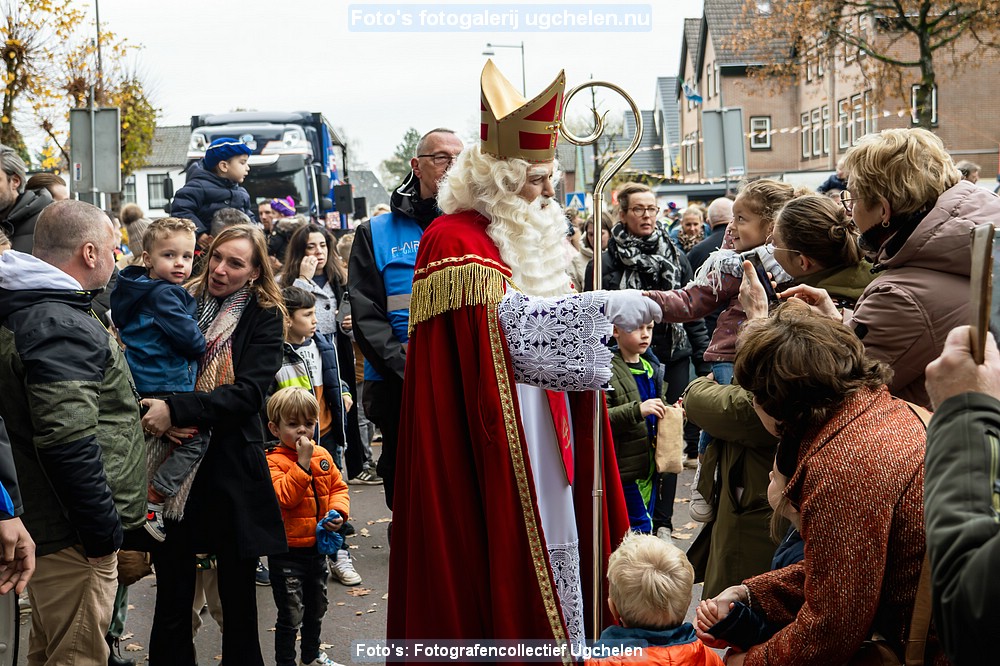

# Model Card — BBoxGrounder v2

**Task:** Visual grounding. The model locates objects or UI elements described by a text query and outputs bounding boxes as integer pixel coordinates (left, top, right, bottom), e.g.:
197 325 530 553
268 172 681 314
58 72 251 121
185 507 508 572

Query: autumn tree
731 0 1000 128
379 127 421 187
2 0 157 181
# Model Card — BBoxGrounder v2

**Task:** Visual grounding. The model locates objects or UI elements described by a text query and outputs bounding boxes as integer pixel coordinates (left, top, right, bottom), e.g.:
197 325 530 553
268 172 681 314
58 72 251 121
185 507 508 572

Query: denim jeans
269 550 329 666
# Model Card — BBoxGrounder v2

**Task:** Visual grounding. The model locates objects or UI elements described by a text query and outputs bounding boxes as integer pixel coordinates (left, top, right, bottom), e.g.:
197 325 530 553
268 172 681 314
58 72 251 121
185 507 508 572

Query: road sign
69 107 122 193
565 192 585 210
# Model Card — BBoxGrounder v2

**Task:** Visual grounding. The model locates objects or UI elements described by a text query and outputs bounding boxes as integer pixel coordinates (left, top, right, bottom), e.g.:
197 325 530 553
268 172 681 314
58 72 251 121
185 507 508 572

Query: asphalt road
16 445 707 665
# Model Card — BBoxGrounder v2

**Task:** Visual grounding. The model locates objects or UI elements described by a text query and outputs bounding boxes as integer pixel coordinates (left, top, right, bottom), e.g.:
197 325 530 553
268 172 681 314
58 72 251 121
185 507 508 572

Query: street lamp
482 41 526 96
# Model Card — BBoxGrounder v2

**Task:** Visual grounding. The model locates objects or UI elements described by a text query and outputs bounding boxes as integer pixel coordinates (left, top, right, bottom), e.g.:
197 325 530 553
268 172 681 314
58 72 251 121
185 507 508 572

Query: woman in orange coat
697 301 943 665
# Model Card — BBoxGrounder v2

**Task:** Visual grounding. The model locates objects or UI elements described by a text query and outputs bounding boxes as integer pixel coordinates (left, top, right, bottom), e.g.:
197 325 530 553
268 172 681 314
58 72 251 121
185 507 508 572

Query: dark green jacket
607 351 665 484
925 392 1000 666
683 377 778 598
0 252 146 557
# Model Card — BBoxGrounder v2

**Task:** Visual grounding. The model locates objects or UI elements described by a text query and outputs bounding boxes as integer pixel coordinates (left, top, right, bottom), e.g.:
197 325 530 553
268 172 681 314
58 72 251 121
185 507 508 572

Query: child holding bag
607 320 672 537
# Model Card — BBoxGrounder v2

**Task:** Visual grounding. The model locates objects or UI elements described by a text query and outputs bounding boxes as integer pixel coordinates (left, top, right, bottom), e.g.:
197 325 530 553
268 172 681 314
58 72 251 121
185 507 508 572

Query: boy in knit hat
171 137 256 242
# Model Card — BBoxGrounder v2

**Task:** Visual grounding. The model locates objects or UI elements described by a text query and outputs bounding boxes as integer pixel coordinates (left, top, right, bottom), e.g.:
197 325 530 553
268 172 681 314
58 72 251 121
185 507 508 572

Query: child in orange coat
587 533 723 665
266 387 349 666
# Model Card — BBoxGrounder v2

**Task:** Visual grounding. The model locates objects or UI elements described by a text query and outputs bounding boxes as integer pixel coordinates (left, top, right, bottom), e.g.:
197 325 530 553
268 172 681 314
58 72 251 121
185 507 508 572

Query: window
806 57 813 82
838 98 850 148
707 64 713 99
858 15 869 59
817 45 825 77
714 63 720 95
801 112 811 159
811 109 822 157
750 116 772 150
844 22 856 63
822 105 831 155
147 174 169 209
864 90 875 134
910 84 938 125
122 175 136 204
851 94 864 143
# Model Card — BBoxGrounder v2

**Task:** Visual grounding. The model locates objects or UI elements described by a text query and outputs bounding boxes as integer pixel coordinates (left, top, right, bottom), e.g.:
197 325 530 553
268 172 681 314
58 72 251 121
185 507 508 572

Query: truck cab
186 111 346 218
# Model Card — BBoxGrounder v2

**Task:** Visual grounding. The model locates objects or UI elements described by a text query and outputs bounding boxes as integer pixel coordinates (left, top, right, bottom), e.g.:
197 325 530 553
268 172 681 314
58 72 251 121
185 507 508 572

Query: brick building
679 0 1000 185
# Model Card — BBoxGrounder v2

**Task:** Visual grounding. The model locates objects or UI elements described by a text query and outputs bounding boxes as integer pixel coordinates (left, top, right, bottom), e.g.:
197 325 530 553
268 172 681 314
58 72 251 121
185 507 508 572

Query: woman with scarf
140 225 287 666
585 182 710 540
782 128 1000 408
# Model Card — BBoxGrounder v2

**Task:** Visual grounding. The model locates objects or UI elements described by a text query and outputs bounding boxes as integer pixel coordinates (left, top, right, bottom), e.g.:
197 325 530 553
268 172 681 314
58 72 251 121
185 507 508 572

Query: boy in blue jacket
111 217 206 542
171 137 256 242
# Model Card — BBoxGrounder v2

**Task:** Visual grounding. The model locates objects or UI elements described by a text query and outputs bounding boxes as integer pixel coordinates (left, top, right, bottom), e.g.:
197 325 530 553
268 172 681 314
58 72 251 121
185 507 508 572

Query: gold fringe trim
408 262 510 334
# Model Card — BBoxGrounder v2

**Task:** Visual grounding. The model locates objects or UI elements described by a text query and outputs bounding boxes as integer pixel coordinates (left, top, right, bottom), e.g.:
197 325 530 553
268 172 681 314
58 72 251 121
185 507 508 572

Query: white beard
485 197 574 298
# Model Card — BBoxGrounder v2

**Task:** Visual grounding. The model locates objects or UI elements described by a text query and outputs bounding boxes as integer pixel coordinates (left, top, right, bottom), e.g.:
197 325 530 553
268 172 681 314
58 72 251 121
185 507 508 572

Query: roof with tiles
704 0 790 66
146 125 190 168
621 110 663 175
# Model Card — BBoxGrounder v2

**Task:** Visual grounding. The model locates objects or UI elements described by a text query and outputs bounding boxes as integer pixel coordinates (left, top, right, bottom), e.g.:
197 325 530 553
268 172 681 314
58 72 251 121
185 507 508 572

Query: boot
106 633 136 666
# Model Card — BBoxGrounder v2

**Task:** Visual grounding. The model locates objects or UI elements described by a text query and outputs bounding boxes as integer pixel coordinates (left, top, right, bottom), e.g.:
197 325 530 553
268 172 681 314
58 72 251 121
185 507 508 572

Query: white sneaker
689 462 716 523
655 526 672 542
328 550 362 586
302 653 344 666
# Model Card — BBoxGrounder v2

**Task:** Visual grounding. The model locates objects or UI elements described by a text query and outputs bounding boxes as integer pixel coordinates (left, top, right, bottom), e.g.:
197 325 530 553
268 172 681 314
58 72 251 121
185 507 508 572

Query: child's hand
639 399 667 419
324 514 344 531
342 393 354 413
694 599 735 650
296 436 313 468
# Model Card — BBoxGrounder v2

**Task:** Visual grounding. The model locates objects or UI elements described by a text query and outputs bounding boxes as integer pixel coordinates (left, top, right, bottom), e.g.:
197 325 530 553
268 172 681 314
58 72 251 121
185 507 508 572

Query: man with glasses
348 128 463 507
0 144 53 253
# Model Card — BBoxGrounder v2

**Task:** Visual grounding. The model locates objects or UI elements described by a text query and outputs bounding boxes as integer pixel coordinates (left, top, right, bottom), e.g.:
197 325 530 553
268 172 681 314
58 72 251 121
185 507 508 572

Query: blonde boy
587 533 723 664
111 217 206 542
266 387 348 666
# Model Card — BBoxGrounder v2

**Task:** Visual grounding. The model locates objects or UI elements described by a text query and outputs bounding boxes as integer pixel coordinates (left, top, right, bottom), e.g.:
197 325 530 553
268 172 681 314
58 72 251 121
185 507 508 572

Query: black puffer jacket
0 188 52 253
171 163 256 235
584 233 711 372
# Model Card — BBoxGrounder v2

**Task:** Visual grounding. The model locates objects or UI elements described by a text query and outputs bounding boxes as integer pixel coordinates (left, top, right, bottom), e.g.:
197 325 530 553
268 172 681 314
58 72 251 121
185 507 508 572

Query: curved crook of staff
561 81 644 641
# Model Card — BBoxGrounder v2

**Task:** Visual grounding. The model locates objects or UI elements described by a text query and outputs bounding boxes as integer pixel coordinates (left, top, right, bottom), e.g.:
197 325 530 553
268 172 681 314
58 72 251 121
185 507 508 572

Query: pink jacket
849 180 1000 407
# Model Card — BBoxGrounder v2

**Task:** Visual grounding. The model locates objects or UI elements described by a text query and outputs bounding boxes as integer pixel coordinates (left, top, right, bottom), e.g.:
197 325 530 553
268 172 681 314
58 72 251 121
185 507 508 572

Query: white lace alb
497 291 612 391
548 540 585 647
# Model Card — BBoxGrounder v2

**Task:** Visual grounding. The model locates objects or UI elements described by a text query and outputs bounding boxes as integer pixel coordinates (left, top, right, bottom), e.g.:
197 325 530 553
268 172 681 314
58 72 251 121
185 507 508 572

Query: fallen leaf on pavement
121 632 134 640
355 611 363 616
360 528 371 537
336 602 346 606
374 517 391 523
673 532 692 540
675 498 690 504
382 593 389 600
366 609 377 614
346 587 372 597
372 545 383 549
320 643 333 650
348 544 359 549
683 522 699 530
125 644 144 652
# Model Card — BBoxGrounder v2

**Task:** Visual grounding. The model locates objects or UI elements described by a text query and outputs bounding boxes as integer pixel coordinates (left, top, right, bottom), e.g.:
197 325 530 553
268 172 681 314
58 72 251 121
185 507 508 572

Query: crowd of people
0 58 996 666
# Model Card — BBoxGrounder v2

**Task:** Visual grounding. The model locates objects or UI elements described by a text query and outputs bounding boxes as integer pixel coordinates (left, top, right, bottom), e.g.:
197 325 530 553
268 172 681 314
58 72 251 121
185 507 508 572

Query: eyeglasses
764 236 801 255
417 153 458 166
628 206 660 217
839 190 856 214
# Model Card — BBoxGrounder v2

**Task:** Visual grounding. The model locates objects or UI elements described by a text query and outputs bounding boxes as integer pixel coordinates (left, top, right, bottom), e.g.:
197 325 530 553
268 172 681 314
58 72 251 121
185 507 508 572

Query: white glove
603 289 663 332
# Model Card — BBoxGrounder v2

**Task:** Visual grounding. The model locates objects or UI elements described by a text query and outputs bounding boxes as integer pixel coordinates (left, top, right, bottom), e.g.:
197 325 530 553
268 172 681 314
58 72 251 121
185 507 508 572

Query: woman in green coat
684 194 873 597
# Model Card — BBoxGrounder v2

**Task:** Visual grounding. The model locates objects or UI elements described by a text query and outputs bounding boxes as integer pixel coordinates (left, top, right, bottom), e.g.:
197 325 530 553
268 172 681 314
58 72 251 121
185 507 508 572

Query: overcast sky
95 0 706 175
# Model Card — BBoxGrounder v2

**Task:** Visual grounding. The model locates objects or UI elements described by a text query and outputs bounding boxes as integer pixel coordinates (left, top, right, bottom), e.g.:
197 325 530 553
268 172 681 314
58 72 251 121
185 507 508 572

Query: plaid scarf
195 287 252 392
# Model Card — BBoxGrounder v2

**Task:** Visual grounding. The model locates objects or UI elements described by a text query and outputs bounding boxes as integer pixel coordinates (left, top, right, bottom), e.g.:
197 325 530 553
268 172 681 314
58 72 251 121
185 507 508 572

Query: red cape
386 210 630 656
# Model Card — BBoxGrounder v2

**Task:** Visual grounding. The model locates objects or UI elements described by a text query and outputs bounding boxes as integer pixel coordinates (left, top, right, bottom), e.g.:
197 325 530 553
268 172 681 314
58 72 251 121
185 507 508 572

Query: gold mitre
480 59 565 163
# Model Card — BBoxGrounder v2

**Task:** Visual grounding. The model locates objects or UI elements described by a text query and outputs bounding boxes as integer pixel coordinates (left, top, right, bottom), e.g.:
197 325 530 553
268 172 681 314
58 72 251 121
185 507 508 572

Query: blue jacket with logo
111 265 206 394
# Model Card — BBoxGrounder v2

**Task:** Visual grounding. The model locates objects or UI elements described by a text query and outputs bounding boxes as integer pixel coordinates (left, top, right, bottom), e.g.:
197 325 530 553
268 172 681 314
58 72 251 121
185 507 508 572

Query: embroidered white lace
548 541 585 647
497 292 613 391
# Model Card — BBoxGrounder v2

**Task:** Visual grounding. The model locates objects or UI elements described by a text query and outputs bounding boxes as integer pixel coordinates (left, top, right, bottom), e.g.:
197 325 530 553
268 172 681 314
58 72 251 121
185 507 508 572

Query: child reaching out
644 180 806 521
587 532 723 664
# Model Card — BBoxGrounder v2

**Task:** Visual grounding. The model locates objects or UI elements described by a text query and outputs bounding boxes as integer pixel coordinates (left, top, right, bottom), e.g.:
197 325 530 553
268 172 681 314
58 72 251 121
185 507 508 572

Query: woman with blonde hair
140 224 288 666
784 127 1000 407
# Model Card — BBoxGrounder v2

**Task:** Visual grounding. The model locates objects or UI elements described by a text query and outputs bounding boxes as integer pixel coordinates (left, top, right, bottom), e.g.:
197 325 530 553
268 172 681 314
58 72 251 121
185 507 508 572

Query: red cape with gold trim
386 209 630 657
